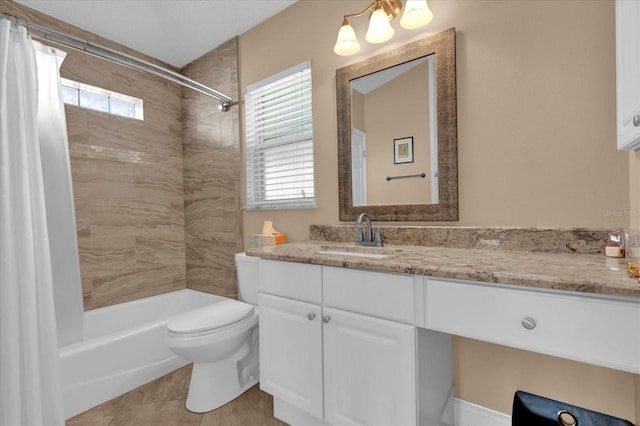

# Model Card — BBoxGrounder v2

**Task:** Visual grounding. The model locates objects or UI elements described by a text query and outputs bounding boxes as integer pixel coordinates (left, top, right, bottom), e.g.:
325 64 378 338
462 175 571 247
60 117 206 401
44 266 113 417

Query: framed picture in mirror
394 137 414 164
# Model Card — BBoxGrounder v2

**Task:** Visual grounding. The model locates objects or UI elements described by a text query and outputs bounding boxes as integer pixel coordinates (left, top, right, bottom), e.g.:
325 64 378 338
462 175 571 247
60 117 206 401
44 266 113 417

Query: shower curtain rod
1 13 236 111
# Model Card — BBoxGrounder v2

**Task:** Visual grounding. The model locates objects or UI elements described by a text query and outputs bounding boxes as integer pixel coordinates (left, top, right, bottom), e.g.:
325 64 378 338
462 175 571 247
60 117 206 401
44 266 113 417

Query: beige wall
351 89 365 131
364 62 431 205
1 0 188 310
239 0 636 421
454 338 637 419
240 0 628 242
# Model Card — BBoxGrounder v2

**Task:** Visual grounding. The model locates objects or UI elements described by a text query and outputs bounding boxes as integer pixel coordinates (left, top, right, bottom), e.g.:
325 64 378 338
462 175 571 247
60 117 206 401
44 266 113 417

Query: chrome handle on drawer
307 313 316 321
322 315 331 323
634 114 640 127
521 317 537 330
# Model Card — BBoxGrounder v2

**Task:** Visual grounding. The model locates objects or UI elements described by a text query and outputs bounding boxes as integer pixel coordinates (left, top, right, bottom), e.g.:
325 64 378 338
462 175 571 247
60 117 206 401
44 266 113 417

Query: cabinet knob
322 315 331 323
307 313 316 321
521 317 537 330
634 114 640 127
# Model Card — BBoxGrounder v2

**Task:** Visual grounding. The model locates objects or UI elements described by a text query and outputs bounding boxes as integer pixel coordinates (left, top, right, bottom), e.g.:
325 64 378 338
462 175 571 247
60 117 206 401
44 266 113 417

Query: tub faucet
355 213 383 247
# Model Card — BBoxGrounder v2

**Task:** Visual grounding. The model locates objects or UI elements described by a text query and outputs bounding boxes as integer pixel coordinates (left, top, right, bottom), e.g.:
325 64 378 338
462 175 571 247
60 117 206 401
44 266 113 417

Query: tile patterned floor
66 365 287 426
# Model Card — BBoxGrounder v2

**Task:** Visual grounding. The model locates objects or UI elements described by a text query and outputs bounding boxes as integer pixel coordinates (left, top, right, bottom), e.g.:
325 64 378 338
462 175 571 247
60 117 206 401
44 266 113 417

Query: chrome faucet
355 213 383 247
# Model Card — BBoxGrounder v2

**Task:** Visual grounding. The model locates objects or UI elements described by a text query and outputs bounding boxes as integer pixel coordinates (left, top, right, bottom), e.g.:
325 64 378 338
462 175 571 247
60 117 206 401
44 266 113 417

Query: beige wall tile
182 38 242 298
183 152 240 200
0 1 188 310
92 266 185 308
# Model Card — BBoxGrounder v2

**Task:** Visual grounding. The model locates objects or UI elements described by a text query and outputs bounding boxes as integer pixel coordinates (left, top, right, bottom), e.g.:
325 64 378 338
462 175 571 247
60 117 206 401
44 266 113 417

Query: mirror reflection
336 27 458 221
350 55 437 206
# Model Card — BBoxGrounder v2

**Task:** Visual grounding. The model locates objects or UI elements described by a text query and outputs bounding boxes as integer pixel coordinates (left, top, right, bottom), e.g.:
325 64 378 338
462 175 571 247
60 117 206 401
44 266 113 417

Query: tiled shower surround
70 36 242 309
65 54 187 310
182 39 243 299
0 1 242 309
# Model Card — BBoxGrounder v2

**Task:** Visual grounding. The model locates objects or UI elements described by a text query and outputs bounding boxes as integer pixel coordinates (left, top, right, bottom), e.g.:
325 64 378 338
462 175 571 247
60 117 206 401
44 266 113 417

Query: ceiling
16 0 297 68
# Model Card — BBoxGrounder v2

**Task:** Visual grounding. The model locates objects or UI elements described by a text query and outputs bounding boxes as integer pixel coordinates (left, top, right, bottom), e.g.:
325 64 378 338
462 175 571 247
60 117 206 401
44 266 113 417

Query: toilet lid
167 299 255 334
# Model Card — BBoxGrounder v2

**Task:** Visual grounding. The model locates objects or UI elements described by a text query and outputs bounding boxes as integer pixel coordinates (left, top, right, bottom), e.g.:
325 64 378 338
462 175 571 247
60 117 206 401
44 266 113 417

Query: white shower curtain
35 38 84 349
0 18 65 426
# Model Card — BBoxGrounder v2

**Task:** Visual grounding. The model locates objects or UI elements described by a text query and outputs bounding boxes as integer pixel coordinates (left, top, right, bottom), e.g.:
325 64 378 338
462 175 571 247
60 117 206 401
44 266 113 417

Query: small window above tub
61 78 144 120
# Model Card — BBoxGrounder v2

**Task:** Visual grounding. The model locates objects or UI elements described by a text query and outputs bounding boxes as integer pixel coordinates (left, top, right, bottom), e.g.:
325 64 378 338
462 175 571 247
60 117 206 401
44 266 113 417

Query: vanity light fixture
333 0 433 56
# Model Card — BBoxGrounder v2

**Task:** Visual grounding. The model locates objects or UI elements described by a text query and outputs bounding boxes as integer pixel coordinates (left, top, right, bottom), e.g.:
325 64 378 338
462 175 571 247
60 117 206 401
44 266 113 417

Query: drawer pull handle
322 315 331 323
307 313 316 321
634 114 640 127
521 317 537 330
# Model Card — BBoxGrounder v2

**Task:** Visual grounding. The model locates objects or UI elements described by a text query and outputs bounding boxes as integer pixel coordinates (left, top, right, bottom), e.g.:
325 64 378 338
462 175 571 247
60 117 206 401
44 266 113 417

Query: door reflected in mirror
350 55 437 207
336 27 458 221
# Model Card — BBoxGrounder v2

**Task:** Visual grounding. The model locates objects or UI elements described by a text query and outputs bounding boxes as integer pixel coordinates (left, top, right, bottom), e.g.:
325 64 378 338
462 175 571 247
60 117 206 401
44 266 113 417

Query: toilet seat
167 299 255 336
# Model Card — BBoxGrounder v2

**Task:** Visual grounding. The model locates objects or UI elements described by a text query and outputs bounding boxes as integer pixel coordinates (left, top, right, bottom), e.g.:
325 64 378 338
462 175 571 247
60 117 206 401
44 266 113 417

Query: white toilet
166 253 260 413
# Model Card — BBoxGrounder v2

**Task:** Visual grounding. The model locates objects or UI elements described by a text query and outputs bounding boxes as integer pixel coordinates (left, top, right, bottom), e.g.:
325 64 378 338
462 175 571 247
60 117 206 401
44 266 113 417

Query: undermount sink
317 250 390 259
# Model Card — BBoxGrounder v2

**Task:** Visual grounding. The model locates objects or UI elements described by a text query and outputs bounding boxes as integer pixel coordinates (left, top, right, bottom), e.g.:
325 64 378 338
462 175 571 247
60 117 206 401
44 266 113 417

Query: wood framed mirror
336 27 458 221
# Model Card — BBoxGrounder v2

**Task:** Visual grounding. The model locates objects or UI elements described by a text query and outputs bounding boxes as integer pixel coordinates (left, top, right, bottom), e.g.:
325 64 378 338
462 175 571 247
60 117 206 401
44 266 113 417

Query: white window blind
245 61 315 210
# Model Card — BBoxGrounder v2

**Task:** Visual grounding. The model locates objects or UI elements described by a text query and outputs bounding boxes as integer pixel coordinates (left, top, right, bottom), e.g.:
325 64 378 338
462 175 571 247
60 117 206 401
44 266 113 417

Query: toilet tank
235 253 260 305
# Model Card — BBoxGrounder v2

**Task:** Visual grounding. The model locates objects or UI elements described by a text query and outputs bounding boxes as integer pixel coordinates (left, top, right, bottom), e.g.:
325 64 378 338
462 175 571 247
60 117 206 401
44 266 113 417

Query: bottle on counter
605 230 625 258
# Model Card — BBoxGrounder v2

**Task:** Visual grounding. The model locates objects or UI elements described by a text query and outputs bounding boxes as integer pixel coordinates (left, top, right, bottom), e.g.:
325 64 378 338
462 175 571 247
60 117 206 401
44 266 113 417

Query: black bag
512 391 634 426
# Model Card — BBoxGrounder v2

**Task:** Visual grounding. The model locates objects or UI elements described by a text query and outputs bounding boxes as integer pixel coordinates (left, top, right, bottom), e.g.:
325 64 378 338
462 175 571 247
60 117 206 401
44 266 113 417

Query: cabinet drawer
324 267 417 324
425 279 640 373
259 260 322 304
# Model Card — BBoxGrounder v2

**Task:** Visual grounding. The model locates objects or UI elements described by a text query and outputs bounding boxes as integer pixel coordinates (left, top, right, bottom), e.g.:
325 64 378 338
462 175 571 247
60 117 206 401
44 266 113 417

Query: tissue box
249 234 287 248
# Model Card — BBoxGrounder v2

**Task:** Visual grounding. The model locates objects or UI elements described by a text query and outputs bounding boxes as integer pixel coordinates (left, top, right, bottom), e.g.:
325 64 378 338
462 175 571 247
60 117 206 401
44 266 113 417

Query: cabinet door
259 293 323 419
323 307 417 426
616 0 640 150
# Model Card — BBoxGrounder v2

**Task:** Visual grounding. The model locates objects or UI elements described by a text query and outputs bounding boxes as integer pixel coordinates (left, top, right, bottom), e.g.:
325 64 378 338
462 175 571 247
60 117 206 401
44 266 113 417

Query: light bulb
333 20 361 56
400 0 433 30
365 6 394 44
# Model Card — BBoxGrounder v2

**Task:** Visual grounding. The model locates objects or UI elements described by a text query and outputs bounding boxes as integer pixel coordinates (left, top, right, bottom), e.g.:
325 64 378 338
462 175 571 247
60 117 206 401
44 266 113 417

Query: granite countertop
246 241 640 300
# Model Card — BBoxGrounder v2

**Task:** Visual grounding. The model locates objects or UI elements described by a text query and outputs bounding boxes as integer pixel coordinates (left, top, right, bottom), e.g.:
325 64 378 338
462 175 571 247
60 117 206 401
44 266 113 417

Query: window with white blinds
245 61 315 210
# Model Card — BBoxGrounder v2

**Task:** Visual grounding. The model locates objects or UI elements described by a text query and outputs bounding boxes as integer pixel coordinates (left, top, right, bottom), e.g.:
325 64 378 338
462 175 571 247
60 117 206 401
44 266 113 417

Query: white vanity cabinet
255 243 640 425
259 293 323 418
258 260 323 418
322 307 417 426
616 0 640 150
258 260 452 426
425 278 640 374
322 266 421 426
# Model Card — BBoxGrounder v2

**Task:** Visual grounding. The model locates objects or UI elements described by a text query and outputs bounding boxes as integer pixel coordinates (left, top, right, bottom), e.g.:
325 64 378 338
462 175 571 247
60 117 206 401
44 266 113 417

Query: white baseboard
454 398 511 426
274 398 329 426
275 397 510 426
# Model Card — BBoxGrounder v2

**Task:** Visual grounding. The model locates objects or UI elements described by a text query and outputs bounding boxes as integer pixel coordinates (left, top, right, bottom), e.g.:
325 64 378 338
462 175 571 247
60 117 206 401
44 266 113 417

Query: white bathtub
59 289 222 419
